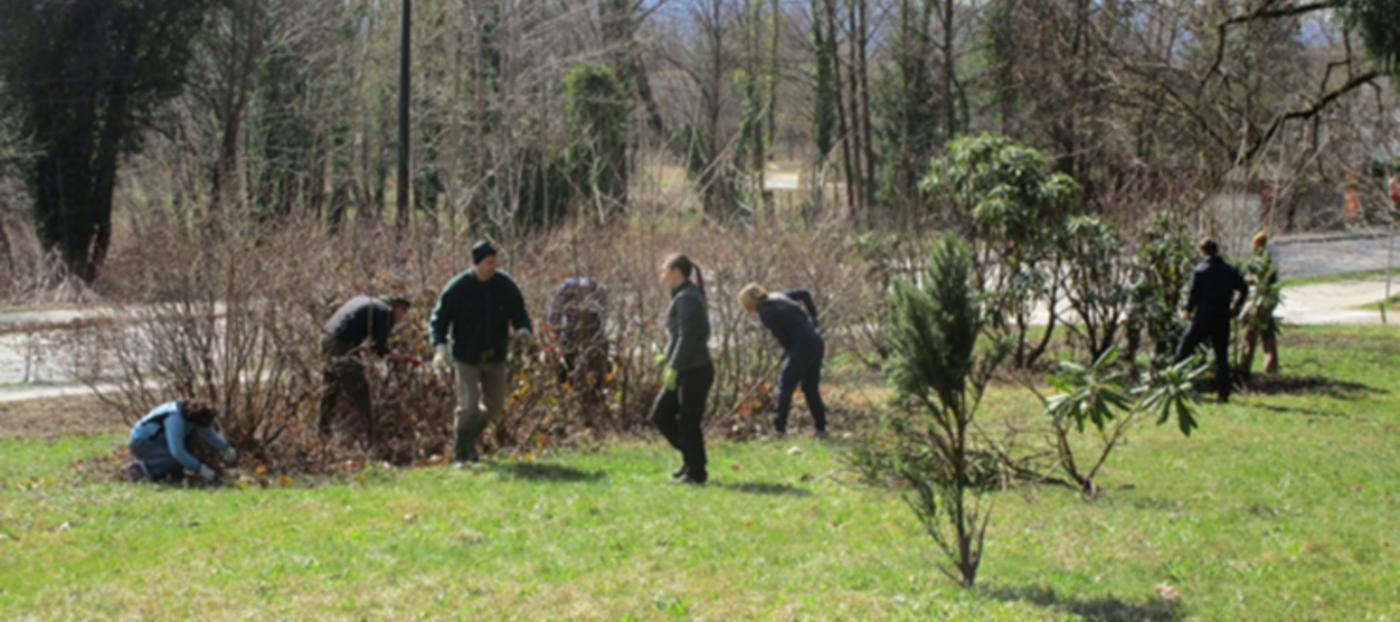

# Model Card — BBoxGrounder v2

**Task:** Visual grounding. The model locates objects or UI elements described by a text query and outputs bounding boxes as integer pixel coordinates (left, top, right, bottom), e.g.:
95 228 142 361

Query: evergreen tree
0 0 213 282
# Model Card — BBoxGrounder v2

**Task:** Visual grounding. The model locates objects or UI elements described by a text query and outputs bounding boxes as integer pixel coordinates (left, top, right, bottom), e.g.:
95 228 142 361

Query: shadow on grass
983 585 1182 622
491 461 607 483
713 480 812 497
1189 373 1385 401
1244 374 1386 399
1252 403 1355 420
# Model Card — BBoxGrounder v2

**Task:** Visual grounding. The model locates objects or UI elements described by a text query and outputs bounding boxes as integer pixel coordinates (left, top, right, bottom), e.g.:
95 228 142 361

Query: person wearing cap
547 276 609 398
318 295 414 440
738 284 827 437
1239 232 1281 377
1175 237 1249 403
431 242 533 464
124 399 236 483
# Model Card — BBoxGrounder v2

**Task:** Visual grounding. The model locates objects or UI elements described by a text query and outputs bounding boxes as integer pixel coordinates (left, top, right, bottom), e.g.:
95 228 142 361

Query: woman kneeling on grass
652 254 714 485
738 284 827 437
124 399 236 483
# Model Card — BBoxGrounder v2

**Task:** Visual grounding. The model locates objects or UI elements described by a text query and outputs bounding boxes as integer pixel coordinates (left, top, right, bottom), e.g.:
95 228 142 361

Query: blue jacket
547 277 607 329
128 401 231 472
758 289 822 352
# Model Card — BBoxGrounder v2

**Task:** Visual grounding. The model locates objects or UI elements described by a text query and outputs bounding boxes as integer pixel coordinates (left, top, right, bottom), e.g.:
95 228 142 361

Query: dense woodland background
0 0 1396 293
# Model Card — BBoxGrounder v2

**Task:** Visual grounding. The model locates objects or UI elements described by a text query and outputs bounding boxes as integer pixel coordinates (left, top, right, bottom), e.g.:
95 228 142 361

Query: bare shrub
64 215 889 473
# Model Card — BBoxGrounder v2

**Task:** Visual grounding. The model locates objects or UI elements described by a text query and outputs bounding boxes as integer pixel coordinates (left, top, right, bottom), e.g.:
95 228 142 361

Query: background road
1 230 1397 403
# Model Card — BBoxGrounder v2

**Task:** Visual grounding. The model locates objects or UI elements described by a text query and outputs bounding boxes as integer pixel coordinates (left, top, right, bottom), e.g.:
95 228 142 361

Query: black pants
1175 319 1232 401
651 364 714 482
776 338 826 433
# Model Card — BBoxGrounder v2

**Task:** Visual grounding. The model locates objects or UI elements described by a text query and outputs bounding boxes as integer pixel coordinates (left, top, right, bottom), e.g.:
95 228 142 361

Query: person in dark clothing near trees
431 242 533 464
739 283 827 437
652 254 714 485
1175 238 1249 403
318 296 413 439
547 277 608 398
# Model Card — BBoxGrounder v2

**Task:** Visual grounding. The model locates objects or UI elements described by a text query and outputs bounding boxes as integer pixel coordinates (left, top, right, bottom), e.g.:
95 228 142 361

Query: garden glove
221 447 237 462
663 367 678 392
653 353 668 368
433 344 452 376
198 465 217 482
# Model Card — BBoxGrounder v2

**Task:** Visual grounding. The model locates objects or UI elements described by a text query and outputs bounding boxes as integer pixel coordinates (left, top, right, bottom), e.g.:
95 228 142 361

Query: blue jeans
775 338 826 433
130 437 182 478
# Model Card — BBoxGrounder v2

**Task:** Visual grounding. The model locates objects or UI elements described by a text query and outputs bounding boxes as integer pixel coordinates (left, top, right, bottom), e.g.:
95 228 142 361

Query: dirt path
1276 278 1395 325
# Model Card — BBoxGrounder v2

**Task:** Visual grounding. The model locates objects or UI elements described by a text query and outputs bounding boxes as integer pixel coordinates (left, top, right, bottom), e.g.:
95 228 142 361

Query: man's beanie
472 241 498 265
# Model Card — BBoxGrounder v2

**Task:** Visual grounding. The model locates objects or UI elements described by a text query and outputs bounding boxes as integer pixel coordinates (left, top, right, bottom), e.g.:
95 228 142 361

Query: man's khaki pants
453 362 508 461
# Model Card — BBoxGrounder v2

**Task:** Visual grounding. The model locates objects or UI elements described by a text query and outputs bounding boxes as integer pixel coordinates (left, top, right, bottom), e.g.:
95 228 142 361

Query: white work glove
432 343 452 376
221 447 237 462
198 465 217 482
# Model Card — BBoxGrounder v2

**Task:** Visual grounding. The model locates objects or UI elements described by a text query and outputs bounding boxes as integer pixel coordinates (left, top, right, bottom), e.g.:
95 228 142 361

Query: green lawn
1278 268 1396 288
2 325 1399 619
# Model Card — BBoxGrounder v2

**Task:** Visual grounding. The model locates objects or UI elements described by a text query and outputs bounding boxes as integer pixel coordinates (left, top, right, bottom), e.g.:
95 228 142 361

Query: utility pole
396 0 412 235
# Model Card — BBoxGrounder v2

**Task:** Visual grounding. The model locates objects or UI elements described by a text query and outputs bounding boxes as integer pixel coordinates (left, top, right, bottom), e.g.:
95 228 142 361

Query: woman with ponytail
653 254 714 485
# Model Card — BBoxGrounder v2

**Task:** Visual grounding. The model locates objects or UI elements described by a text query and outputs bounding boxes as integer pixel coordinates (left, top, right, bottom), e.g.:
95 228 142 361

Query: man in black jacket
430 242 533 464
319 296 413 439
1175 238 1249 403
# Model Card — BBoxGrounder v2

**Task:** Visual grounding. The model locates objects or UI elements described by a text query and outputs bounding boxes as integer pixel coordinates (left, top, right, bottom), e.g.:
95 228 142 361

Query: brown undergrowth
54 215 893 473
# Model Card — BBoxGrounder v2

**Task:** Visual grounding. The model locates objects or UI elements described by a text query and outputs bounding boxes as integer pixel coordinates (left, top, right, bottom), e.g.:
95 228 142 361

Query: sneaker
669 472 707 486
123 463 147 483
813 429 829 440
671 465 688 480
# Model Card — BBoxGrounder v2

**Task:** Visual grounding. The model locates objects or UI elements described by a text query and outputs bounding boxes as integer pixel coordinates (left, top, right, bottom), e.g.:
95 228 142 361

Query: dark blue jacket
1186 256 1249 325
323 296 397 357
758 289 821 352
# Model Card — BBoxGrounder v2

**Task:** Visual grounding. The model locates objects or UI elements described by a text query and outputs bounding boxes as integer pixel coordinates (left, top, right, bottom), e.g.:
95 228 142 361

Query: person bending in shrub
738 283 827 437
431 242 533 464
124 399 236 483
547 276 609 400
652 254 714 485
318 295 414 440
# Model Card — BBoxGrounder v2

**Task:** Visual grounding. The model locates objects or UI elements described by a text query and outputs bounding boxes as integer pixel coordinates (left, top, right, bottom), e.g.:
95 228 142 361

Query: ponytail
663 253 706 298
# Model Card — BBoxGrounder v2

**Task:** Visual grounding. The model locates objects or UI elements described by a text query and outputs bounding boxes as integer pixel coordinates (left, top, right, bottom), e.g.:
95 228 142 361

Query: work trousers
1240 316 1280 376
453 362 509 461
129 437 181 478
775 338 827 434
318 335 373 439
1176 319 1232 401
651 364 715 482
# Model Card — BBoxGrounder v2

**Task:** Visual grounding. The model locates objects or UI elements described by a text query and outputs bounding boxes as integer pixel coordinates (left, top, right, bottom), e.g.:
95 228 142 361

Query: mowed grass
3 325 1400 620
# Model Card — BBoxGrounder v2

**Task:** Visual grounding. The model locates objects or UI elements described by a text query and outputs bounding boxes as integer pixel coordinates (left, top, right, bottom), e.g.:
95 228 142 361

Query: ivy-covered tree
0 0 213 282
564 62 631 223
